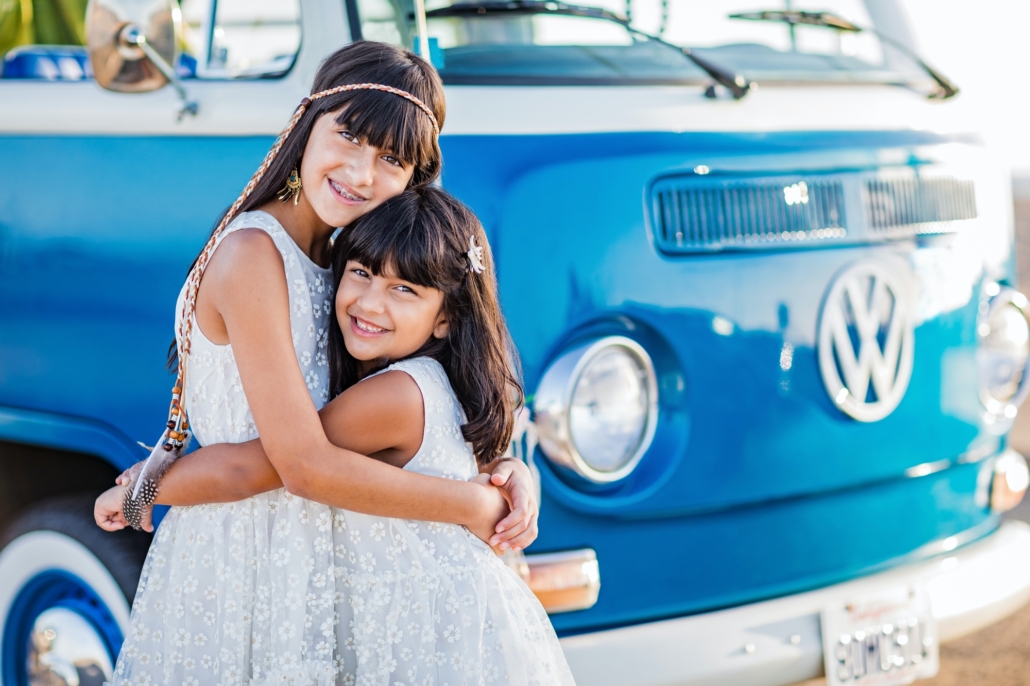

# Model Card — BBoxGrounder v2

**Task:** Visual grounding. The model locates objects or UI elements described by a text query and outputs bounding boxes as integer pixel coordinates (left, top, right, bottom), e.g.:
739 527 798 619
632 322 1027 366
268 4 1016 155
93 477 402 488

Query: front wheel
0 494 150 686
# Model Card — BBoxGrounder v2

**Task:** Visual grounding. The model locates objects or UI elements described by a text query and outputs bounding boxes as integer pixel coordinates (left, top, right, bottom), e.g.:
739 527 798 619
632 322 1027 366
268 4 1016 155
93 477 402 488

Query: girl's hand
95 462 155 533
467 474 510 554
94 485 128 531
485 458 539 551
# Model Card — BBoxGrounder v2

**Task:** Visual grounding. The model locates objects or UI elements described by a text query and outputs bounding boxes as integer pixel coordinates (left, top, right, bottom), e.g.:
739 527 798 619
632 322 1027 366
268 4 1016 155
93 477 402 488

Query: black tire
0 493 151 601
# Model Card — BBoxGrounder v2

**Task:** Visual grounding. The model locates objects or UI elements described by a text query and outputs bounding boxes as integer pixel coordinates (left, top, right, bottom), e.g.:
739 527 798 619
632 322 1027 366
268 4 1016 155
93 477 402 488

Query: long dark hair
328 187 524 464
168 41 445 368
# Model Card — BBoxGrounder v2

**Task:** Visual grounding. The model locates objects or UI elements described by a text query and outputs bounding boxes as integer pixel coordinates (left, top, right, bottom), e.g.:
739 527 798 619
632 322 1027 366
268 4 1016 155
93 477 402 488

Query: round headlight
534 337 658 483
978 288 1030 417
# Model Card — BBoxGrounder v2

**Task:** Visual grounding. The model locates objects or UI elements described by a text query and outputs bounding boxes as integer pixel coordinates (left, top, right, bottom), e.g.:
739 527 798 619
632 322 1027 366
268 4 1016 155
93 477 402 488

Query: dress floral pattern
109 210 573 684
323 357 576 685
110 211 340 685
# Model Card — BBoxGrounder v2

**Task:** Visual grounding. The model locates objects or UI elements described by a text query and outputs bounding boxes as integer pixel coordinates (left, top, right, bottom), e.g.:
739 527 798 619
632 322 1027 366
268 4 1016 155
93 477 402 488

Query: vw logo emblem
818 262 915 422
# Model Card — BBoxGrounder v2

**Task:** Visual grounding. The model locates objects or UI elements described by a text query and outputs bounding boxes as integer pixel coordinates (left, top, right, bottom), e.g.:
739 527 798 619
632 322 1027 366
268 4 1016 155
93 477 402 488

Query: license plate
821 586 939 686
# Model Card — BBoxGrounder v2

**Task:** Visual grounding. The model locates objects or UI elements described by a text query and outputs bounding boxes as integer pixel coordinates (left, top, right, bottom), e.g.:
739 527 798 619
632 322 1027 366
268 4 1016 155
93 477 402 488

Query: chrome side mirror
85 0 198 119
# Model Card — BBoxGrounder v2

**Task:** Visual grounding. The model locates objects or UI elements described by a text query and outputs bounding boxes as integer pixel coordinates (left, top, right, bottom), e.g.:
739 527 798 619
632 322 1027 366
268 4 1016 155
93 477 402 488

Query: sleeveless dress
111 211 573 685
331 356 576 686
110 211 341 686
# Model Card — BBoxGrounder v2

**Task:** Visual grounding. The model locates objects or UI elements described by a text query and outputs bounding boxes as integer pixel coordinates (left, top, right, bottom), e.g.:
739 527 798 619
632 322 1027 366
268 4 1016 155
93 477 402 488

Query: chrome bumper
559 520 1030 686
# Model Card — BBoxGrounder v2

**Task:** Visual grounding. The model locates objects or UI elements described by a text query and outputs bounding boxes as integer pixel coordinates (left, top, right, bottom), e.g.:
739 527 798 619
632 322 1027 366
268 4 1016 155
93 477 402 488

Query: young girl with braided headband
94 41 538 685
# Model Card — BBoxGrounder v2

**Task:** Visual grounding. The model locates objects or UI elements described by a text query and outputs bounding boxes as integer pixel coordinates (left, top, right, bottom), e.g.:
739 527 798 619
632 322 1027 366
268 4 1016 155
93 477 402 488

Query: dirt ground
796 190 1030 686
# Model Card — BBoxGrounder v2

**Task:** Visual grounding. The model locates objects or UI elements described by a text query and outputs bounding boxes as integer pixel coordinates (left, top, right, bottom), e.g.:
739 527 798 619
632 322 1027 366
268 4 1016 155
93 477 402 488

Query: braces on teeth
331 180 363 201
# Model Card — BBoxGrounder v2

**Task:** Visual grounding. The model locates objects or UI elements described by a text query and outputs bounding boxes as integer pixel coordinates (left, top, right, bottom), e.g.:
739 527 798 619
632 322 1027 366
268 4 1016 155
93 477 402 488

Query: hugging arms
95 227 538 549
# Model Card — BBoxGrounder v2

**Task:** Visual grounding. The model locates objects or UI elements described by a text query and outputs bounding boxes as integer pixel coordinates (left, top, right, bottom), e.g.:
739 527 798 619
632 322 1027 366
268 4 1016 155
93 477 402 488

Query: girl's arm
99 229 533 546
151 370 429 506
143 369 536 548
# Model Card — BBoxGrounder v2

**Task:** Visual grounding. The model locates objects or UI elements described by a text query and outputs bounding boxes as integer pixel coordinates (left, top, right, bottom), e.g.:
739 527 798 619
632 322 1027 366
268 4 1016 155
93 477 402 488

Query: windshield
354 0 929 86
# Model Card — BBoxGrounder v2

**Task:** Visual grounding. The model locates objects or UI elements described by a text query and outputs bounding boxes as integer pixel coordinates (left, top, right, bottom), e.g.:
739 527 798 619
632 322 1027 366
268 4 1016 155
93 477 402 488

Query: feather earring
278 168 303 205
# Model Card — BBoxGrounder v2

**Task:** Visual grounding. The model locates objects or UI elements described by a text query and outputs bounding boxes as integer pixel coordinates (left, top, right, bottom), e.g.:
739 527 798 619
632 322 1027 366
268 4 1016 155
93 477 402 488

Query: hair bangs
336 193 456 292
337 91 436 168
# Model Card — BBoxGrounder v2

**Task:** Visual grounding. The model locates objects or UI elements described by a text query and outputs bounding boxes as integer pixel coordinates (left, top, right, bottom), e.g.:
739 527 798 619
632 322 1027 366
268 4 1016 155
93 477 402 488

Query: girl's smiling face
300 112 415 229
337 259 448 370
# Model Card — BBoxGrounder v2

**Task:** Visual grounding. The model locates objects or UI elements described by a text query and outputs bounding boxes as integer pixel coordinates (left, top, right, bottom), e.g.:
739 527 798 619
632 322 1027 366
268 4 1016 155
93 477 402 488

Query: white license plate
821 586 939 686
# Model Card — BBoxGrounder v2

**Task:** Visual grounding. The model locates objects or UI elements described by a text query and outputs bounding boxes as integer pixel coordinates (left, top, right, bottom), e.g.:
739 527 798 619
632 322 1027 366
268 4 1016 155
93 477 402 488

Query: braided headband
151 83 440 462
305 83 440 135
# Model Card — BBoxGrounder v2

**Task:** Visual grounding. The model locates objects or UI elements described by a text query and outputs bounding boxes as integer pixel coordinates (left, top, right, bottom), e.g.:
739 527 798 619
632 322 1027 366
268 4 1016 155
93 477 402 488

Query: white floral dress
110 211 339 686
328 356 575 686
110 210 573 685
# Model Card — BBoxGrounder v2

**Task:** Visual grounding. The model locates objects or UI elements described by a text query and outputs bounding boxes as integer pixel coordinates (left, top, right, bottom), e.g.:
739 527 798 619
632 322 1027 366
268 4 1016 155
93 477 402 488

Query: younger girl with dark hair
114 186 576 684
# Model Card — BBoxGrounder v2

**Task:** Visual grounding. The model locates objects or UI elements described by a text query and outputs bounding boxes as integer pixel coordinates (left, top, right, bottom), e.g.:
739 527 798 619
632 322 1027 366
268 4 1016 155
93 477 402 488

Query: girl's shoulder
385 357 451 395
204 211 287 265
225 210 286 237
223 210 330 277
359 358 456 421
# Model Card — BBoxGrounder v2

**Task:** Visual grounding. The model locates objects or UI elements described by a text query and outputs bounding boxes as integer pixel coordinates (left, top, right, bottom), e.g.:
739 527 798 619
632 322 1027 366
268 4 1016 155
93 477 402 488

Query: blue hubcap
2 570 123 686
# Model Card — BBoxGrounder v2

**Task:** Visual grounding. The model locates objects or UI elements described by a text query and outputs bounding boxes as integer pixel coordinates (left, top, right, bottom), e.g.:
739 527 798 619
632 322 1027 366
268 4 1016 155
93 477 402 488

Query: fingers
489 509 530 549
117 461 144 487
489 461 515 486
507 514 538 550
95 492 118 528
96 512 114 529
495 460 537 515
475 463 539 551
95 485 130 532
95 508 127 531
506 482 528 518
491 472 538 550
493 501 525 534
497 481 533 528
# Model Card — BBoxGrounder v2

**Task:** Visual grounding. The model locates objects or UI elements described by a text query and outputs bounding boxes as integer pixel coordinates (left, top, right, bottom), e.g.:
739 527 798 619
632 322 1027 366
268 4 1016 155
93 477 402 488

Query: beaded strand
160 83 439 454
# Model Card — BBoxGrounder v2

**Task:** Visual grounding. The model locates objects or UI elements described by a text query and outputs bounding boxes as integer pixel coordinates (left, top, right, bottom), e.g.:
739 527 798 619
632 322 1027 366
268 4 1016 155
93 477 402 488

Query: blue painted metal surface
0 136 273 468
0 406 142 472
0 128 1008 636
438 130 1004 633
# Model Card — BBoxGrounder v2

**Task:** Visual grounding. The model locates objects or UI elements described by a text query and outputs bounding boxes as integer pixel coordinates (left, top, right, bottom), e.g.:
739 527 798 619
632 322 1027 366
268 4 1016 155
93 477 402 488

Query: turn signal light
991 450 1030 513
506 549 601 614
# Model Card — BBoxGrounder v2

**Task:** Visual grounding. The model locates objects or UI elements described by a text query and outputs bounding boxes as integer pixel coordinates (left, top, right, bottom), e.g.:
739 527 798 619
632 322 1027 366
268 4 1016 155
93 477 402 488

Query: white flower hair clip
467 235 486 274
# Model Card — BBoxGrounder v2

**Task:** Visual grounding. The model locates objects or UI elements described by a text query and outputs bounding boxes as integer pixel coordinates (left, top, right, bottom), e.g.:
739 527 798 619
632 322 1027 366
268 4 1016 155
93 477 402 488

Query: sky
901 0 1030 177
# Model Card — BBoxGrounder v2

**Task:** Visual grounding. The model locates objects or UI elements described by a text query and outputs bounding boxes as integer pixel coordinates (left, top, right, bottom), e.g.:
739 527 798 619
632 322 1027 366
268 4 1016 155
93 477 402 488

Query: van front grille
865 176 977 233
648 169 978 255
650 177 846 252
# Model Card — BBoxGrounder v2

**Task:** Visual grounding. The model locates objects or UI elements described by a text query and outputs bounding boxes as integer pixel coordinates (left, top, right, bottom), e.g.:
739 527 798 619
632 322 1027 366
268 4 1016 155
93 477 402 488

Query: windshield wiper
424 0 753 98
729 10 958 99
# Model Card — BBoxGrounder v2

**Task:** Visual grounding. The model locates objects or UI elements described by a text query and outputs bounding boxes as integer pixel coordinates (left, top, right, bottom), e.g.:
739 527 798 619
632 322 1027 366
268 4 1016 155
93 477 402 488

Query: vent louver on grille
865 176 977 233
650 177 846 253
648 170 978 255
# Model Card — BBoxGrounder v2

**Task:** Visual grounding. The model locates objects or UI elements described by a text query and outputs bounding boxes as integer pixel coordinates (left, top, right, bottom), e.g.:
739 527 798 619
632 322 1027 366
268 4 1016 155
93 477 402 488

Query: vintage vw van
2 0 1030 684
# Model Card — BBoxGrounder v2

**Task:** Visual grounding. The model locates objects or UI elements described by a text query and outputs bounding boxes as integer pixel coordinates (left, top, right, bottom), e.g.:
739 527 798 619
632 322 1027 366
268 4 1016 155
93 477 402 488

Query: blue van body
2 1 1030 684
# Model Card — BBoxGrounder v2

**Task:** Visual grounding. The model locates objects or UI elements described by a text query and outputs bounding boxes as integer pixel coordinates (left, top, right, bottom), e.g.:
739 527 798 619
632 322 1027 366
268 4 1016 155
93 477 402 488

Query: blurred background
0 0 87 53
